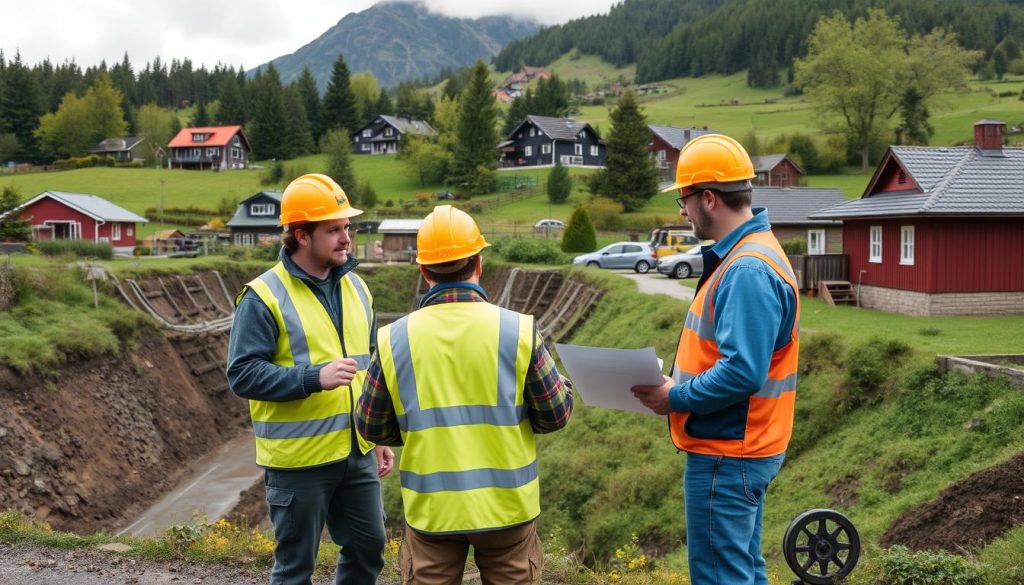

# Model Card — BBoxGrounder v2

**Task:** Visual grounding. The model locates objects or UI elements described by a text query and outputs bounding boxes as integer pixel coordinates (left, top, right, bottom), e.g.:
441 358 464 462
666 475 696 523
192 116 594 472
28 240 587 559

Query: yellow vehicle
649 226 701 258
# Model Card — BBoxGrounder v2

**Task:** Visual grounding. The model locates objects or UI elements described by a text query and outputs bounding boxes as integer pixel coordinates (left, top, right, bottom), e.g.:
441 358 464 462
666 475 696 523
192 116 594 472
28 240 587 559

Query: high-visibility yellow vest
670 230 800 457
243 262 375 469
377 301 537 534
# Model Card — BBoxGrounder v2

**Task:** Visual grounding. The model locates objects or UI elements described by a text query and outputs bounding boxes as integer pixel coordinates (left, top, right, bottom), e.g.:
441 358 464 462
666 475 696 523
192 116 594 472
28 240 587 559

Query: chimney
974 119 1005 154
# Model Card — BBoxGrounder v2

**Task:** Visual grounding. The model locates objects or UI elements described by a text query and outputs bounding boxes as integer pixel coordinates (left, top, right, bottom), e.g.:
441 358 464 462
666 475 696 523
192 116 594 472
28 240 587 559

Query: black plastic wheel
783 509 860 584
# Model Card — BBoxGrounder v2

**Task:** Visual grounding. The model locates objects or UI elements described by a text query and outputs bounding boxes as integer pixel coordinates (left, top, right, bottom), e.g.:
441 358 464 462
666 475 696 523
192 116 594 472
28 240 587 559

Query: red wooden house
167 125 250 170
751 154 803 187
648 125 718 180
810 120 1024 316
14 191 148 256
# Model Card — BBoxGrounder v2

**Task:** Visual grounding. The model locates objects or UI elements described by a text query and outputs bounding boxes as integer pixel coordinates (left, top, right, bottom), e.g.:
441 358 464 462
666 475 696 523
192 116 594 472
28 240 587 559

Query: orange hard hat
416 205 490 265
661 134 755 193
279 173 362 226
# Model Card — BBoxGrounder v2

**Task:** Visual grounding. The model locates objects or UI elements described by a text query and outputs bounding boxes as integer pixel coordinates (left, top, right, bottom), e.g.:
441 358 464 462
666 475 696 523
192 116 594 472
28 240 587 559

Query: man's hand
630 375 676 415
319 358 358 390
374 446 395 478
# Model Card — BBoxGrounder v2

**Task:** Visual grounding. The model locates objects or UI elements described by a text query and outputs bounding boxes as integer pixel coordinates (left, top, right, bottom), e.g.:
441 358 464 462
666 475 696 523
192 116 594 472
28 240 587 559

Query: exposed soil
0 330 250 534
224 481 270 531
881 451 1024 553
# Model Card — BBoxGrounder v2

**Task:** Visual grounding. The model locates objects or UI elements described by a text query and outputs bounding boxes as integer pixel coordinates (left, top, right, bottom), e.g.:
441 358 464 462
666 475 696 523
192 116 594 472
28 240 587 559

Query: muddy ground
881 451 1024 552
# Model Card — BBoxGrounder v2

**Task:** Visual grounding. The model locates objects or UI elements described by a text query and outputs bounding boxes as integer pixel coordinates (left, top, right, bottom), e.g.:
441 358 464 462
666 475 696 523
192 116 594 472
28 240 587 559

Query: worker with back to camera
631 135 800 585
356 205 574 585
226 173 394 585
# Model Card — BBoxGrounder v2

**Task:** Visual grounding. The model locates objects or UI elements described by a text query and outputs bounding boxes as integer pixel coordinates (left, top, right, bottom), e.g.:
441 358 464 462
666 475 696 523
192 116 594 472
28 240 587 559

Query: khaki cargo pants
398 520 543 585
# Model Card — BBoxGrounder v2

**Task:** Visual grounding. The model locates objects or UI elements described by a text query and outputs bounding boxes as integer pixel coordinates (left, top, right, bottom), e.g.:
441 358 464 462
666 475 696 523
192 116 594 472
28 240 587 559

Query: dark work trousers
264 444 385 585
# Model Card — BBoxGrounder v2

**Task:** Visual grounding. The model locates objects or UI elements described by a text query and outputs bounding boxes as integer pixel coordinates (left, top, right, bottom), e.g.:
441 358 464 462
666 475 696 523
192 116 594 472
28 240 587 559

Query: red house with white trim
167 125 250 170
14 191 148 256
810 120 1024 316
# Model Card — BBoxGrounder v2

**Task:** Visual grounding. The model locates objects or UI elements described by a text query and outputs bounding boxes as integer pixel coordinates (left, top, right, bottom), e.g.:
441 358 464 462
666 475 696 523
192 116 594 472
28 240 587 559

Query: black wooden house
499 115 606 168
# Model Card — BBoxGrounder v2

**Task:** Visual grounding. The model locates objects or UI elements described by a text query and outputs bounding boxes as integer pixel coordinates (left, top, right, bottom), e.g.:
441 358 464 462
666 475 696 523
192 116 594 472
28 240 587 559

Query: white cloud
1 0 617 69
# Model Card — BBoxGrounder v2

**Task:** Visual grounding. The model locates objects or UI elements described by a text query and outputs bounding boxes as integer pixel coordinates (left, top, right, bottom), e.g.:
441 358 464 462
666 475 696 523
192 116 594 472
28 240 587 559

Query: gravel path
613 269 696 301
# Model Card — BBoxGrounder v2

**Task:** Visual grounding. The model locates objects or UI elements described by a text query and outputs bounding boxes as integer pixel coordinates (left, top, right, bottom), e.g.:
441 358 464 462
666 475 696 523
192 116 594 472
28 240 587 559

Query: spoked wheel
783 509 860 584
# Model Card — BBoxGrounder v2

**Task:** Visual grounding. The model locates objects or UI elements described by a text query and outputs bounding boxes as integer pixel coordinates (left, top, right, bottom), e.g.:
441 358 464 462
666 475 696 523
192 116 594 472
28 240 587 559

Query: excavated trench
0 265 604 536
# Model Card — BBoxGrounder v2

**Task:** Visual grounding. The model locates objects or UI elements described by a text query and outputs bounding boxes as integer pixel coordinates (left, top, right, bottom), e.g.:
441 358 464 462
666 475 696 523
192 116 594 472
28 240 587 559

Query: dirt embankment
882 451 1024 553
0 266 256 535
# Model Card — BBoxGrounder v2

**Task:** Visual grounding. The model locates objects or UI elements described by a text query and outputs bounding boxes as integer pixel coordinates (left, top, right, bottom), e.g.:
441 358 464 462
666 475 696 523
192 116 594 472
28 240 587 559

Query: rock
13 460 29 476
0 426 7 438
963 417 984 430
96 542 133 553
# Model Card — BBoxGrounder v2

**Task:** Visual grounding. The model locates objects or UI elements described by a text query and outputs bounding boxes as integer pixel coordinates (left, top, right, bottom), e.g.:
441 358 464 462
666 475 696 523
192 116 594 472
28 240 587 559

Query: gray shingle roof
812 146 1024 219
523 115 595 141
752 187 845 225
379 115 436 137
90 136 144 153
33 191 148 223
751 154 789 173
226 191 283 228
648 125 718 150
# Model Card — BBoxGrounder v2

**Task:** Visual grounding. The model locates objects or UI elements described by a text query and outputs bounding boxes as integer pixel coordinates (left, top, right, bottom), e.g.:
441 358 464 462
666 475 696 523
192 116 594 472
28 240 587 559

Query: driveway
613 270 696 302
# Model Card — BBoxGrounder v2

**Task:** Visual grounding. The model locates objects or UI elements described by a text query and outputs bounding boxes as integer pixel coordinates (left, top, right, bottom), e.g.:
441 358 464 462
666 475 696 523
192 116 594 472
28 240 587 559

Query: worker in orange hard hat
227 173 393 585
356 205 574 585
631 134 800 585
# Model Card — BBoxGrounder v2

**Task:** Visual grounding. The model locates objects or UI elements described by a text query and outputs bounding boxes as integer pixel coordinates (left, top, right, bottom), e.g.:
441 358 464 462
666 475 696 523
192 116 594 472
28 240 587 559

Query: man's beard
690 203 713 241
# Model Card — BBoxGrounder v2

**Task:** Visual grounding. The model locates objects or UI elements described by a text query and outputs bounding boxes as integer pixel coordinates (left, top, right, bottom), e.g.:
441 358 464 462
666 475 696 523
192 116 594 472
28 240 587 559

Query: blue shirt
226 249 375 402
668 209 797 417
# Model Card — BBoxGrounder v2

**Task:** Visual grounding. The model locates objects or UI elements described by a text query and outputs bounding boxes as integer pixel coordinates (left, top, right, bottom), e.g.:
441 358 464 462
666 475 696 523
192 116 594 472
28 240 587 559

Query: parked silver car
572 242 658 273
656 245 705 279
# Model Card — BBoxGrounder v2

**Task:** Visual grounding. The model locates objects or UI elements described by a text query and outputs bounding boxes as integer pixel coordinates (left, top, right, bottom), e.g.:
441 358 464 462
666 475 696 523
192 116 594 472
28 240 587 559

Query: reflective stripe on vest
670 231 800 458
378 302 538 534
243 262 374 468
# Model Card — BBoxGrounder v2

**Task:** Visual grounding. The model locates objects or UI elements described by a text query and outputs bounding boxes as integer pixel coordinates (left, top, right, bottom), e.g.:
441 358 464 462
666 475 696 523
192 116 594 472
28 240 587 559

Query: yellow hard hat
279 173 362 226
661 134 755 192
416 205 489 265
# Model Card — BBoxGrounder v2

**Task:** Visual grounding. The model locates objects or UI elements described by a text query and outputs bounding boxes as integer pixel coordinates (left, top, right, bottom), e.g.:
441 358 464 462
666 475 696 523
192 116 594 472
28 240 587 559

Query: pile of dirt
0 330 250 534
881 451 1024 552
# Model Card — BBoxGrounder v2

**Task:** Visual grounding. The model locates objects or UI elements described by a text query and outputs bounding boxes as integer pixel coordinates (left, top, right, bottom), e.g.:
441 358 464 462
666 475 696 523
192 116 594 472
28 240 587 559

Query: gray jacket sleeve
226 290 325 402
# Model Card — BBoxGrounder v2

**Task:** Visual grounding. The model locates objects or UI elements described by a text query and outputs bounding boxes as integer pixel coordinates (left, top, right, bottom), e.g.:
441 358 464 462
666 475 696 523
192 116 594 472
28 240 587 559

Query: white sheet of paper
554 344 665 416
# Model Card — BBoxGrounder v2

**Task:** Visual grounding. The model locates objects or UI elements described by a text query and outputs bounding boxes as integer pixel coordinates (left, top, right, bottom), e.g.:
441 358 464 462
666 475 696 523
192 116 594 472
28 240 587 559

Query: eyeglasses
675 188 722 208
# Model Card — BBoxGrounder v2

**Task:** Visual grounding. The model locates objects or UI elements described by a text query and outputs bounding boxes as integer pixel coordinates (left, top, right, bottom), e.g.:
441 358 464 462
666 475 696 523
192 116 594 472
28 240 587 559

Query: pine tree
321 128 357 194
190 100 210 127
375 89 393 117
598 91 658 211
547 161 571 204
294 68 322 143
247 65 287 160
0 186 31 242
452 61 499 194
561 205 596 253
215 74 246 125
322 53 358 134
282 86 314 158
0 53 44 162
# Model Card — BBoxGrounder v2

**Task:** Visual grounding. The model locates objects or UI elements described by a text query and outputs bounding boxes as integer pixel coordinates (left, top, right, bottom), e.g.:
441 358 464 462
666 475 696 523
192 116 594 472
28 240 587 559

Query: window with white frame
524 145 532 157
127 226 133 237
362 144 370 151
541 143 552 154
869 226 882 263
656 150 666 160
191 148 202 158
590 145 599 157
251 203 275 216
384 127 393 137
574 143 583 156
900 225 915 265
231 147 241 159
235 233 255 246
529 127 536 137
363 129 372 137
111 223 121 240
807 229 825 255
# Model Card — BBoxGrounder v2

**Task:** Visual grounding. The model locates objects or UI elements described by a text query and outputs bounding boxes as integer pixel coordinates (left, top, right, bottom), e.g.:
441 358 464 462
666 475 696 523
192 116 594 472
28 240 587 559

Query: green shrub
780 237 807 255
37 240 113 260
490 238 567 264
260 161 284 186
585 197 625 230
800 332 847 376
561 206 597 253
133 245 151 257
547 162 571 204
874 545 982 584
227 246 254 261
834 337 913 413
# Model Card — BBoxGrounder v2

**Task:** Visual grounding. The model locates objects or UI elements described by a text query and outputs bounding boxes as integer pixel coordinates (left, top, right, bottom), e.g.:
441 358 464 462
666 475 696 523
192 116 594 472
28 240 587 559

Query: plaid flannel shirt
355 286 573 445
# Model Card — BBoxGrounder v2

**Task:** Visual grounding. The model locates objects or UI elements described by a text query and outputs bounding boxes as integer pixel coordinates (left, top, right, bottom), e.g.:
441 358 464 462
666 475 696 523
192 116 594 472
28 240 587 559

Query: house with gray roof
499 115 606 168
226 191 283 246
89 136 148 163
751 154 803 187
752 187 846 255
12 191 147 255
648 125 718 178
351 115 436 155
809 120 1024 316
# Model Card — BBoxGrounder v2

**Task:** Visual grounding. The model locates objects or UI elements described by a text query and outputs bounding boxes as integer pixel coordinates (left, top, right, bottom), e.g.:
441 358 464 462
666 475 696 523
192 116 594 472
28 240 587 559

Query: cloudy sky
2 0 620 70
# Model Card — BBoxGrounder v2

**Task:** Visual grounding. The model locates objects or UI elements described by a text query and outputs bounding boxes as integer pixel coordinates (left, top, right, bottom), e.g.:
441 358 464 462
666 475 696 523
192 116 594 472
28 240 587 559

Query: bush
874 545 982 584
584 197 625 230
227 246 254 261
490 238 567 264
780 237 807 255
260 160 284 186
547 162 572 204
834 337 913 413
133 245 151 257
800 332 847 376
37 240 113 260
561 206 597 253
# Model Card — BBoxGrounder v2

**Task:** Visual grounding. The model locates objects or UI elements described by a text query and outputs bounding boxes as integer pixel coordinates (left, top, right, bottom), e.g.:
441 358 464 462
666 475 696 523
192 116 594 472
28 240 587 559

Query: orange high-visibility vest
670 230 800 457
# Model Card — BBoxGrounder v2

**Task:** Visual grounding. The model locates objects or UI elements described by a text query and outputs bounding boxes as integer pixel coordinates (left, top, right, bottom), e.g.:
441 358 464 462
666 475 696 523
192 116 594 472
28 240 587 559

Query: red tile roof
168 126 244 148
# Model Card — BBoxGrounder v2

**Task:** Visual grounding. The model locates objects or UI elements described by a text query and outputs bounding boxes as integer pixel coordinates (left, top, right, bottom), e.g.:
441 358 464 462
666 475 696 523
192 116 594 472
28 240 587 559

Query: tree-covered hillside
495 0 1024 87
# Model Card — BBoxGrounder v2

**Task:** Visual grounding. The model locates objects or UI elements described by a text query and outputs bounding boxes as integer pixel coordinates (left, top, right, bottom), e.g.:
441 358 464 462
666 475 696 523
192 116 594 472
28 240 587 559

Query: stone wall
860 285 1024 316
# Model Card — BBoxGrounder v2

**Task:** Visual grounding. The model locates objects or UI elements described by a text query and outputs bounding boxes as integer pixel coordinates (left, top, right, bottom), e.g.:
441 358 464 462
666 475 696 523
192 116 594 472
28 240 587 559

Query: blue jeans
264 447 386 585
684 453 785 585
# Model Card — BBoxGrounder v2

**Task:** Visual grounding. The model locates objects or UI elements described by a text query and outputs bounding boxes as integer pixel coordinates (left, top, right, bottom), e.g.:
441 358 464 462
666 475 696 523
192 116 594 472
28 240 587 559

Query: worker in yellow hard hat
227 173 393 585
630 134 800 585
355 205 574 585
